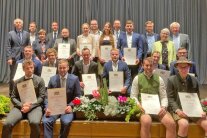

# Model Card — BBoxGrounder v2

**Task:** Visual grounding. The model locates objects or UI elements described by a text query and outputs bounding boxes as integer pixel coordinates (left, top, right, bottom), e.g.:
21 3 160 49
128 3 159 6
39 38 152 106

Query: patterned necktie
161 41 168 68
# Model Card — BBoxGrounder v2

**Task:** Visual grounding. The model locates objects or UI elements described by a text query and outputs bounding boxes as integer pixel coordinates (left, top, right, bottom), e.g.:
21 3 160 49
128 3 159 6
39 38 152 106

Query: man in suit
54 28 77 72
113 19 125 44
167 57 207 138
42 59 81 138
169 22 191 60
42 48 58 68
72 48 99 95
170 47 197 77
32 29 52 63
46 21 60 47
117 20 143 79
2 60 45 138
141 21 160 59
17 45 42 76
6 18 30 94
29 21 38 46
130 57 176 138
102 48 131 96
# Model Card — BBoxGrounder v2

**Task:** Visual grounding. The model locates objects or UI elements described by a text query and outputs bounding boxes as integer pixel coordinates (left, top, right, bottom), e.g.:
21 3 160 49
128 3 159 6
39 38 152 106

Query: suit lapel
56 75 61 88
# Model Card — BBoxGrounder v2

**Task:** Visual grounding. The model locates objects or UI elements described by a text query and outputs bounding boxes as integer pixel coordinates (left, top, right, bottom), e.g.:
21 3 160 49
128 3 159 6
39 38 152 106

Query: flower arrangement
201 98 207 113
72 79 142 121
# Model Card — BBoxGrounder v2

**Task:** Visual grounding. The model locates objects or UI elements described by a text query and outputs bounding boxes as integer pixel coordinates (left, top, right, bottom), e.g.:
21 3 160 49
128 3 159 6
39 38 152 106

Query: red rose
202 101 207 106
72 99 81 105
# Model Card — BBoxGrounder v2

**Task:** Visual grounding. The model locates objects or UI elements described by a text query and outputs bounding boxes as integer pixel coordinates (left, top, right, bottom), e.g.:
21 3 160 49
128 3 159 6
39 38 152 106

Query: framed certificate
124 48 136 65
100 45 112 62
141 93 160 115
154 69 170 85
109 71 123 92
41 66 57 87
47 88 67 115
17 79 37 103
178 92 203 117
13 63 24 81
82 74 98 95
58 43 70 59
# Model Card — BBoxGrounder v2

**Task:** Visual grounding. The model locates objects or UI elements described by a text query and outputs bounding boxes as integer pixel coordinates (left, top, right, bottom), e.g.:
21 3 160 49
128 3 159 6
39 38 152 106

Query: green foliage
125 98 142 122
99 78 108 106
0 95 11 115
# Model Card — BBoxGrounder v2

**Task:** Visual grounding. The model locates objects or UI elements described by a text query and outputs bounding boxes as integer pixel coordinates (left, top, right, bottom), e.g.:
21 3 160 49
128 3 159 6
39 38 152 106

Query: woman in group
76 23 96 60
152 28 176 70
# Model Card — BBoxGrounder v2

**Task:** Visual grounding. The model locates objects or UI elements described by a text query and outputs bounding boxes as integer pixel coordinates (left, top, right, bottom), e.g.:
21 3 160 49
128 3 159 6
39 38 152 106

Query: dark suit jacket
46 32 61 48
32 39 53 60
141 33 160 59
169 60 197 77
45 74 81 108
54 38 77 58
72 60 99 83
102 60 131 89
6 30 30 61
167 74 199 113
117 32 143 60
11 75 45 110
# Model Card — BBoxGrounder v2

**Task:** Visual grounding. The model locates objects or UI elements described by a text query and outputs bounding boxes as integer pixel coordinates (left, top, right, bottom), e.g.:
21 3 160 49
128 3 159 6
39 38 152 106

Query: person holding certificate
53 28 77 72
117 20 143 80
76 23 96 60
130 57 176 138
72 48 99 95
167 57 207 138
2 60 45 138
102 48 131 96
42 59 81 138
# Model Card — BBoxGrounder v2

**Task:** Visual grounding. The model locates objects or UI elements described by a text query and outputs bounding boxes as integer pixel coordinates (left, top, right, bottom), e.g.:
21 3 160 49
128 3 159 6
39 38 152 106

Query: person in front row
102 48 131 96
167 57 207 138
72 48 99 95
130 57 176 138
42 59 81 138
2 60 45 138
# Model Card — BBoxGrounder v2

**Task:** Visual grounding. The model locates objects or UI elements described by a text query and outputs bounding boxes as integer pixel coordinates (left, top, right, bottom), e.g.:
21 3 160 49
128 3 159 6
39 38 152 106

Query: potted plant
0 95 11 118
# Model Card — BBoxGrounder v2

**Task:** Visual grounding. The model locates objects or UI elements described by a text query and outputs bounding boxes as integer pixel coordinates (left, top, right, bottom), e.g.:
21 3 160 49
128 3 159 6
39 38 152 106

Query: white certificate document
124 48 136 65
82 74 97 95
100 45 112 62
80 44 92 53
41 66 57 87
109 71 123 92
13 63 24 81
58 43 70 59
141 93 160 115
47 88 67 115
17 79 37 103
178 92 203 117
154 69 170 85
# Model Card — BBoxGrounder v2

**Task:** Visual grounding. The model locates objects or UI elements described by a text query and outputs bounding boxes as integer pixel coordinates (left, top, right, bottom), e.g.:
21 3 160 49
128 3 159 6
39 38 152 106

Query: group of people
2 18 205 138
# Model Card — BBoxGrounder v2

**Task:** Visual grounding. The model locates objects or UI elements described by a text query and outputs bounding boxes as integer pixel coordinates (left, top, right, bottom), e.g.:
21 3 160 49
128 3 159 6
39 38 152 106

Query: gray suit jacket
170 33 191 59
46 32 61 48
53 38 77 58
11 74 45 110
72 60 99 83
6 30 30 60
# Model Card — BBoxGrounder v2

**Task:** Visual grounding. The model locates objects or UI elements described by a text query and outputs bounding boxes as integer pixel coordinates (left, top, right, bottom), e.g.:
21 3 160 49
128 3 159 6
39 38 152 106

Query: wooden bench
0 119 205 138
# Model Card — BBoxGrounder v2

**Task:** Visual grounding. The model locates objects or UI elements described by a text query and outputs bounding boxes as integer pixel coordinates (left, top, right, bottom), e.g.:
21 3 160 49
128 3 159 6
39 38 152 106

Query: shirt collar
25 75 33 80
59 73 68 79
